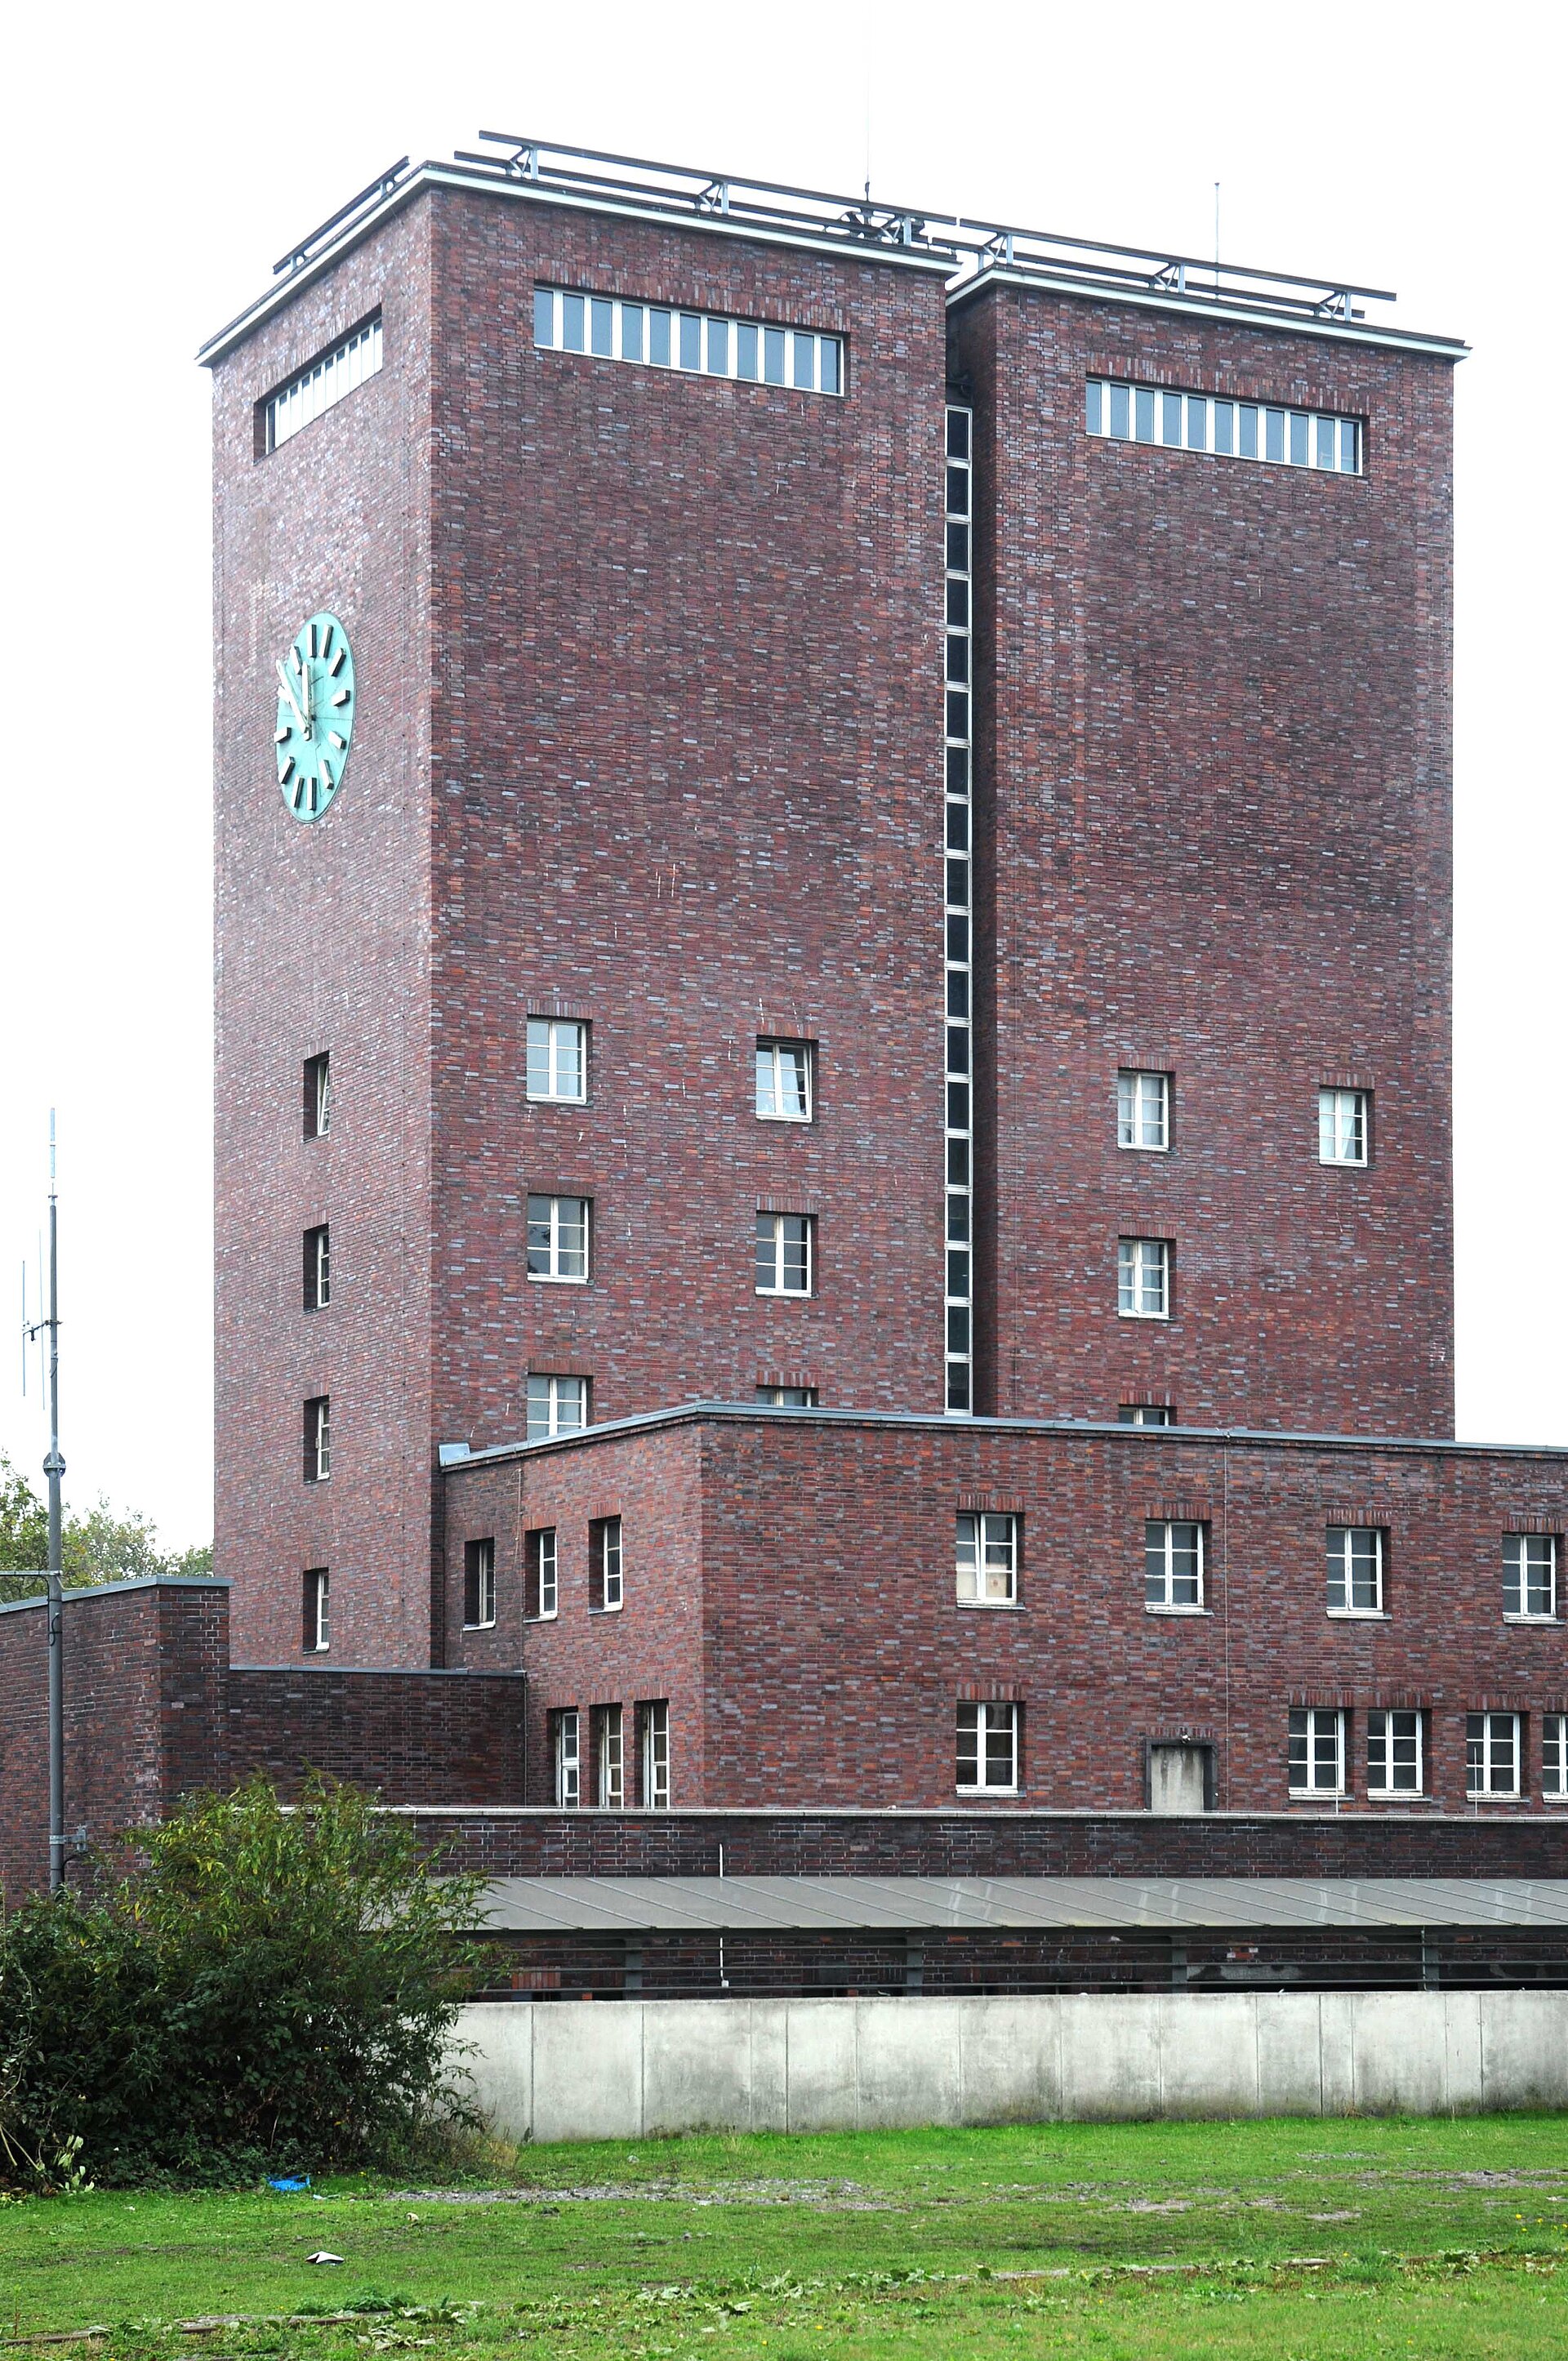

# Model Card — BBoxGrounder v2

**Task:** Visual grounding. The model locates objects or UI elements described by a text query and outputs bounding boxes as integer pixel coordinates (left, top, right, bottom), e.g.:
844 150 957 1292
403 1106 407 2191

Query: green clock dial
275 612 355 821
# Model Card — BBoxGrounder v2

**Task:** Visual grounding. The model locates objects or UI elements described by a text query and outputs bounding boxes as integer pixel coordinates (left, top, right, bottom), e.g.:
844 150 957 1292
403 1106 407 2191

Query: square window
1544 1714 1568 1799
1327 1526 1384 1615
956 1700 1018 1793
1119 1404 1174 1426
1366 1708 1423 1795
1118 1236 1169 1320
1117 1069 1170 1152
756 1038 813 1120
1504 1534 1557 1620
757 1384 817 1406
1290 1707 1346 1794
303 1223 331 1312
756 1212 813 1295
527 1017 587 1102
594 1704 624 1807
639 1699 670 1808
527 1373 588 1440
527 1194 590 1282
303 1395 331 1485
956 1512 1018 1606
302 1566 329 1653
464 1537 497 1630
303 1052 332 1140
1319 1087 1370 1165
1467 1710 1521 1797
525 1527 558 1620
1145 1519 1204 1610
591 1516 623 1613
554 1708 581 1807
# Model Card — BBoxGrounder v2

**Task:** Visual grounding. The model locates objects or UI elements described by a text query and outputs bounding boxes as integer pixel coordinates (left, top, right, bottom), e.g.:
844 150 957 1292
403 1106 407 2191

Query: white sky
1 1 1563 1550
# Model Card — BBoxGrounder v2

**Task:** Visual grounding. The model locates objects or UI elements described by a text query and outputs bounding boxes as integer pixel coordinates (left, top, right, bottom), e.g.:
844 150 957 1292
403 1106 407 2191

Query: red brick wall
951 286 1455 1436
226 1664 525 1802
443 1409 1566 1814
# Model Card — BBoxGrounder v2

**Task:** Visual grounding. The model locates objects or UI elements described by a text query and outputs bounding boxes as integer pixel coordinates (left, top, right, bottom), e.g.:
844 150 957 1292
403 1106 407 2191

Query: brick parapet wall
227 1664 526 1802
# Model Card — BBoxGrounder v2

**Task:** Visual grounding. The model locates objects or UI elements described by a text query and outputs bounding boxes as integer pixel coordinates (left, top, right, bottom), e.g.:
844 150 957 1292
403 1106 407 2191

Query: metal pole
43 1114 65 1894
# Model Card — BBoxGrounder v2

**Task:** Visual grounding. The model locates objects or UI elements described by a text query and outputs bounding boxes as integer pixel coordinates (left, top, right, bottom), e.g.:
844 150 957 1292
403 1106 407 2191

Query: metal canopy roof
474 1876 1568 1936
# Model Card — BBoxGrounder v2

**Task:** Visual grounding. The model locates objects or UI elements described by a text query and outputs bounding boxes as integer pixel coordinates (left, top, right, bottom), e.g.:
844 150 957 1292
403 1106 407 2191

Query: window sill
956 1786 1020 1798
1327 1608 1389 1621
1318 1157 1370 1170
461 1622 497 1634
525 1094 589 1107
523 1612 559 1625
757 1113 813 1125
956 1597 1022 1610
1466 1792 1526 1804
755 1289 812 1299
1117 1143 1169 1155
1145 1603 1210 1617
1288 1788 1347 1802
588 1604 624 1617
1367 1789 1426 1802
527 1274 589 1285
1503 1613 1560 1626
1118 1311 1170 1322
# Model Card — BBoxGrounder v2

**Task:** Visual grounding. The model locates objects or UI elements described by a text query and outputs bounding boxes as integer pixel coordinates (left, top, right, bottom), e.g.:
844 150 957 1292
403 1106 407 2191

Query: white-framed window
524 1527 558 1621
755 1038 813 1121
535 287 844 397
956 1512 1018 1606
303 1223 331 1312
464 1537 497 1631
945 401 974 1418
527 1194 590 1282
526 1373 589 1441
1319 1087 1370 1166
591 1516 623 1613
757 1383 817 1406
302 1566 329 1654
527 1017 587 1103
1119 1404 1174 1427
1086 376 1361 476
956 1701 1018 1793
1289 1707 1346 1794
263 314 383 454
1145 1519 1204 1610
1467 1711 1521 1797
304 1395 331 1484
756 1212 813 1295
1544 1715 1568 1800
304 1050 332 1139
1327 1526 1384 1615
554 1708 581 1808
1118 1236 1169 1320
1366 1708 1423 1795
595 1704 624 1809
1117 1069 1169 1152
640 1699 670 1809
1504 1534 1557 1621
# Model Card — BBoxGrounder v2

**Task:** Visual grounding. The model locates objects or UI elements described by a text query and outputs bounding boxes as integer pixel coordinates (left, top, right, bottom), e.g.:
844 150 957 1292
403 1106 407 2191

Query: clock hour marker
320 625 334 658
332 688 350 706
329 648 346 677
309 623 318 659
328 730 346 750
318 757 334 792
291 780 307 812
281 756 296 783
275 725 289 742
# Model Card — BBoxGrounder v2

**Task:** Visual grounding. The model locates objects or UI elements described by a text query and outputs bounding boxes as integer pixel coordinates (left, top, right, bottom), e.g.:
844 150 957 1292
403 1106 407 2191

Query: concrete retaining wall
457 1990 1568 2141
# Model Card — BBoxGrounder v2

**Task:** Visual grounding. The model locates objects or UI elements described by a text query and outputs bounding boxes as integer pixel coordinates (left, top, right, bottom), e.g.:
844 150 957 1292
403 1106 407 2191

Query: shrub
0 1775 489 2185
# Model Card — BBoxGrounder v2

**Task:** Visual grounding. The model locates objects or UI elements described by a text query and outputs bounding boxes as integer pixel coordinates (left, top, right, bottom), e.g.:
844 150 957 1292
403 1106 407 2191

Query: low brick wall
228 1666 526 1802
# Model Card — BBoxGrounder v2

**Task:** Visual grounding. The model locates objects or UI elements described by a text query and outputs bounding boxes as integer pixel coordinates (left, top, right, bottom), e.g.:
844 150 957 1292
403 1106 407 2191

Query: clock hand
275 658 309 735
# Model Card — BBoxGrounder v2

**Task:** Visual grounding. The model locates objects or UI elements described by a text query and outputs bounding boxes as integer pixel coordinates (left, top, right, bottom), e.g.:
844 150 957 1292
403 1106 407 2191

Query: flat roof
474 1874 1568 1935
200 136 1464 369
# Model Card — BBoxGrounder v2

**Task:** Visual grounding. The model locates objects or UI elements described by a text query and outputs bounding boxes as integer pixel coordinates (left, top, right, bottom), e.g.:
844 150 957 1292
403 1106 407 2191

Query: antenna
20 1114 67 1891
1214 181 1221 296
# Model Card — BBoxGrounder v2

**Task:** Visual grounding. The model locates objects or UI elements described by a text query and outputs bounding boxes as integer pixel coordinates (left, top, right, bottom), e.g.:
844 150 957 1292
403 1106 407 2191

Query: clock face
275 612 355 822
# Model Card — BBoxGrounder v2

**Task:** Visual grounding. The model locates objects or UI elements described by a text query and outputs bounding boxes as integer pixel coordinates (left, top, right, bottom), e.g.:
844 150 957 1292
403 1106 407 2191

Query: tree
0 1453 211 1601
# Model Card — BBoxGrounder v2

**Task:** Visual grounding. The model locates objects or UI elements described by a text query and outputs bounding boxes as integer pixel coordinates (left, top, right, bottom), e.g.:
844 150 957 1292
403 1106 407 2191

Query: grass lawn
2 2114 1567 2359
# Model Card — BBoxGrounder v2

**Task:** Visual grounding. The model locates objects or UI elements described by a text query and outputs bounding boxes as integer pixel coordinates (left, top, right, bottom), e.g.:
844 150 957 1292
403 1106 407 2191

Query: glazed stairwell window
302 1567 329 1654
956 1512 1019 1606
528 1195 590 1282
464 1537 497 1631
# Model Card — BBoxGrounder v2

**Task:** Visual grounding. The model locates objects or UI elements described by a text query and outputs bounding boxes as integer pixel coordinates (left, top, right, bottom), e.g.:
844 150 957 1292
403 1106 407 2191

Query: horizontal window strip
535 287 843 396
1086 376 1361 475
264 315 383 453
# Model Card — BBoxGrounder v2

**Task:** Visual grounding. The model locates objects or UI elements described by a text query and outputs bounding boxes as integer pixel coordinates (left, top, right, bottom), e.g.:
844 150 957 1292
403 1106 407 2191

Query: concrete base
456 1990 1568 2141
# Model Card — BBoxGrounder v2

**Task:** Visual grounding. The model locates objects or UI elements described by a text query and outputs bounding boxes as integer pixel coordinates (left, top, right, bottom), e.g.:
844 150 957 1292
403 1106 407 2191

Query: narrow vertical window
640 1700 670 1808
303 1052 331 1139
1326 1526 1384 1615
1288 1708 1346 1794
591 1516 623 1612
956 1701 1019 1793
1544 1716 1568 1800
303 1223 331 1312
302 1567 329 1653
554 1708 581 1808
524 1528 558 1620
1503 1534 1557 1620
464 1537 497 1630
945 400 974 1415
595 1704 624 1807
303 1396 331 1484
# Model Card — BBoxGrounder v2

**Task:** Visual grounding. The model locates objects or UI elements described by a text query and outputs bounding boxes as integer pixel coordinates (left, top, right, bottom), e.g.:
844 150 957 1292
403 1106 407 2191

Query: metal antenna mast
22 1116 67 1891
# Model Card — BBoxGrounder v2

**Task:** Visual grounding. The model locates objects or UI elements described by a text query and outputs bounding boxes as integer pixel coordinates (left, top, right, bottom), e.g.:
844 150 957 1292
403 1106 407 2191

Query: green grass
3 2114 1567 2358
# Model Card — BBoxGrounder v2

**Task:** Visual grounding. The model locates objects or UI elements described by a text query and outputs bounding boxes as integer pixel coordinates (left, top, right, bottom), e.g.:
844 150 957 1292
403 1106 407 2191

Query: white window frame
1326 1526 1385 1617
756 1211 813 1296
1289 1706 1347 1796
956 1700 1019 1794
527 1194 590 1283
1467 1710 1521 1798
944 401 974 1419
1119 1404 1174 1427
595 1704 624 1809
956 1512 1019 1607
1365 1708 1423 1797
756 1383 817 1406
555 1708 581 1808
1145 1519 1205 1612
594 1516 623 1613
525 1527 558 1622
641 1700 670 1809
264 315 384 454
305 1223 331 1312
526 1017 588 1103
465 1536 497 1632
534 287 844 398
304 1566 330 1654
1503 1534 1557 1622
755 1038 813 1122
1544 1714 1568 1801
526 1373 589 1441
1117 1069 1170 1152
1318 1087 1370 1167
1118 1236 1169 1320
305 1395 331 1483
1085 375 1361 476
305 1050 332 1139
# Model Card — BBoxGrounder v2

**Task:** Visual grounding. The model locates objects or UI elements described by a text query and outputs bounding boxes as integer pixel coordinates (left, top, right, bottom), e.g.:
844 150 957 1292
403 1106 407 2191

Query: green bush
0 1775 489 2186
